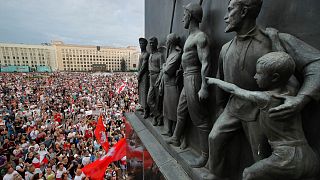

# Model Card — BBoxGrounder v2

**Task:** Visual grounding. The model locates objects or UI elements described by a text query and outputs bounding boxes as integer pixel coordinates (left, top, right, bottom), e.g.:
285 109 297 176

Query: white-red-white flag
94 115 109 151
82 138 126 180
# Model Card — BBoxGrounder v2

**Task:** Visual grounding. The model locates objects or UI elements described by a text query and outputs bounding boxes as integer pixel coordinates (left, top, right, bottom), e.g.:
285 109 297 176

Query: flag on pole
94 115 109 151
82 138 127 180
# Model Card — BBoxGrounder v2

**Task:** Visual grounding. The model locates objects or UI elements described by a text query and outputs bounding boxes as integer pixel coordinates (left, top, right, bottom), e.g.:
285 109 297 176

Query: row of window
1 64 46 67
63 64 120 68
62 61 122 65
62 58 127 61
61 49 130 54
62 54 128 57
2 57 46 61
0 60 47 64
63 68 121 71
0 49 49 57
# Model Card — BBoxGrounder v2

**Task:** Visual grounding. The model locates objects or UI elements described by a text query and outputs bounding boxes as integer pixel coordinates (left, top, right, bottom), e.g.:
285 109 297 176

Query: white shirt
74 173 86 180
25 171 34 180
3 171 19 180
55 167 67 178
38 150 48 162
82 156 91 166
30 130 39 140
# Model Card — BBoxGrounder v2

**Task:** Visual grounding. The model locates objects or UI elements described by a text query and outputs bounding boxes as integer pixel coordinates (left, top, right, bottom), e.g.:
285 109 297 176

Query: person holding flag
82 138 126 180
94 115 109 152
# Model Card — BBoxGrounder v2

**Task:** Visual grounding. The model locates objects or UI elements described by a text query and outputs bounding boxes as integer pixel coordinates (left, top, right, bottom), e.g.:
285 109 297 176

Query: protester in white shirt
3 166 19 180
74 169 86 180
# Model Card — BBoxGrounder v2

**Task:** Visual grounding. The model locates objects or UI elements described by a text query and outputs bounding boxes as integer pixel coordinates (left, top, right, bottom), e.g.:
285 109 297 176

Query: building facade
0 43 57 71
53 41 139 72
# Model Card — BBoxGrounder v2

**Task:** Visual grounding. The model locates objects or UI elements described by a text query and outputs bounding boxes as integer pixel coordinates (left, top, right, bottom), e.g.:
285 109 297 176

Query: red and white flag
107 138 126 161
94 115 109 152
42 157 49 164
116 84 126 94
82 138 127 180
32 158 40 168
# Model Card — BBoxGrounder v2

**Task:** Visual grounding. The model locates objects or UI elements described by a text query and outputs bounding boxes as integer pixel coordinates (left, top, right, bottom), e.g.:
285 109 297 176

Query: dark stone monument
166 3 212 169
137 38 150 119
147 37 165 126
208 0 320 179
207 51 320 180
125 0 320 180
161 33 182 137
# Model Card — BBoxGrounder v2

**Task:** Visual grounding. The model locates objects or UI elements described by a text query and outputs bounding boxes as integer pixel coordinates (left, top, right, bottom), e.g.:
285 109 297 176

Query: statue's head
166 33 180 48
254 52 295 89
183 3 203 29
139 38 148 50
224 0 263 33
149 37 158 52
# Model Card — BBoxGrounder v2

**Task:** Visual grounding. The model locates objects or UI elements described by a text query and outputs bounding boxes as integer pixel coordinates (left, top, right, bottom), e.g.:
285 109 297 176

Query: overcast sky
0 0 144 47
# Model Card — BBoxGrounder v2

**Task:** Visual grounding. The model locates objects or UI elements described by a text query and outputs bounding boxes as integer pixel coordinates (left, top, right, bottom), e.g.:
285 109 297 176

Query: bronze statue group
137 0 320 180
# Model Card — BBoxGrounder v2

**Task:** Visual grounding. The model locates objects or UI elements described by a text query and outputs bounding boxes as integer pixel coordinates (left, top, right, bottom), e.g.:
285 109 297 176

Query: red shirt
54 113 61 123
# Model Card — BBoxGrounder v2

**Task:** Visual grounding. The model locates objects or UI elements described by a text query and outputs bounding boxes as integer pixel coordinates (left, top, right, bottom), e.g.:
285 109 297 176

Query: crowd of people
0 72 139 180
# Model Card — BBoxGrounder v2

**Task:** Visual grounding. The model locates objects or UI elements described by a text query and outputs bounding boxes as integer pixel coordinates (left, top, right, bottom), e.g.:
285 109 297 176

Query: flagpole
169 0 177 34
143 149 145 180
166 0 178 59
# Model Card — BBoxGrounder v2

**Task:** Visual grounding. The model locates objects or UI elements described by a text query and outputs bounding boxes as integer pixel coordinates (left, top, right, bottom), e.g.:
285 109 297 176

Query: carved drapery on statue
161 33 182 136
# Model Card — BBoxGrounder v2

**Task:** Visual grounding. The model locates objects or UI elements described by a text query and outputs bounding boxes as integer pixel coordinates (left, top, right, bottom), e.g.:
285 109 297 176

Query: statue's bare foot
180 141 187 150
165 137 180 147
152 117 158 126
203 173 227 180
189 153 208 168
157 117 163 126
161 131 172 136
143 112 149 119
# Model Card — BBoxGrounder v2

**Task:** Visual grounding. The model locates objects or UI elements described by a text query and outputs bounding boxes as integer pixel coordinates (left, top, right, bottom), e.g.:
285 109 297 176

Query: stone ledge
125 112 191 180
126 112 214 180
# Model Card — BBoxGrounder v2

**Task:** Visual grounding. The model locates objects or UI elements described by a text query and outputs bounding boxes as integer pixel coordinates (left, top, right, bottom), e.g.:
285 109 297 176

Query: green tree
120 58 127 72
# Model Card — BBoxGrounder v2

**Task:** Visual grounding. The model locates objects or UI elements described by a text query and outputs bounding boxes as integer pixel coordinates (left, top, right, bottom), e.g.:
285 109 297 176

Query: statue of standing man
147 37 165 126
161 33 182 136
137 38 150 119
167 3 212 168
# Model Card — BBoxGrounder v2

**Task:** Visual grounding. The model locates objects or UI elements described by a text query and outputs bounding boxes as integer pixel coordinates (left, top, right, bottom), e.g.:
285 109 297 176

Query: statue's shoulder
142 51 150 56
152 50 164 59
262 27 294 42
220 40 233 55
141 52 150 59
194 31 209 47
196 30 209 38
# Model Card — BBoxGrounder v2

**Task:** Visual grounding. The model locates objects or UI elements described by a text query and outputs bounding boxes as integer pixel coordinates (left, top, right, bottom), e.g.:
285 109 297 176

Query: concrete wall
145 0 320 179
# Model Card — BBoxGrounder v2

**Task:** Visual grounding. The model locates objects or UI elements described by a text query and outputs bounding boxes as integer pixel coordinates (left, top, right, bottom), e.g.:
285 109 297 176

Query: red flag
82 154 113 180
94 115 109 151
82 138 127 180
42 157 49 164
107 138 126 161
